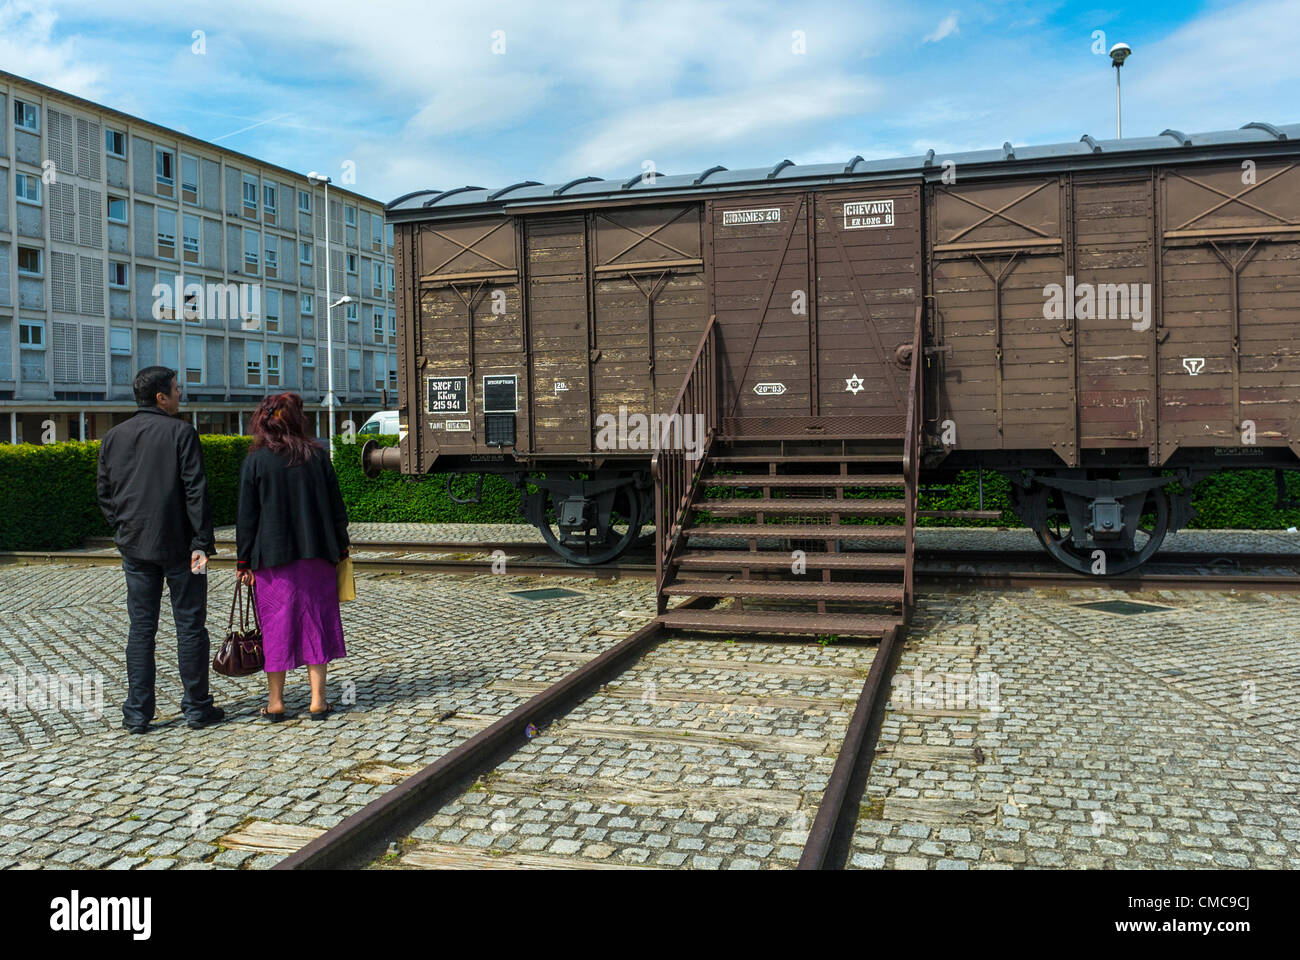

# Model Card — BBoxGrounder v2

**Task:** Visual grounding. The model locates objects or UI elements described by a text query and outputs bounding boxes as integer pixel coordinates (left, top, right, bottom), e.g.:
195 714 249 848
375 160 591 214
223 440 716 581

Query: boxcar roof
387 121 1300 222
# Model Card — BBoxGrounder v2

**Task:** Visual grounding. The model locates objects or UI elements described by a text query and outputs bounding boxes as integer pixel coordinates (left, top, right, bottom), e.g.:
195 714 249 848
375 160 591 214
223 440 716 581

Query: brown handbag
212 578 265 677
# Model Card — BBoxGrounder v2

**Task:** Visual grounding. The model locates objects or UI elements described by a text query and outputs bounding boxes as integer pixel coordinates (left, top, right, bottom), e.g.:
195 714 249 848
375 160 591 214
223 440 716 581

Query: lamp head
1109 42 1132 67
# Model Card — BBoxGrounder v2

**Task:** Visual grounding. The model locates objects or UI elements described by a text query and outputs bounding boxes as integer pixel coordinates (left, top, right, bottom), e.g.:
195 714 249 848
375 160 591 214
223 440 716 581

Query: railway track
274 600 901 871
7 539 1298 591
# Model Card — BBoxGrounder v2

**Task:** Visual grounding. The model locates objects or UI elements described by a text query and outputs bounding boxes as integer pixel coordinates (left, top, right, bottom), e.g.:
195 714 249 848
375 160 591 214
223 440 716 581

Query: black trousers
121 556 214 725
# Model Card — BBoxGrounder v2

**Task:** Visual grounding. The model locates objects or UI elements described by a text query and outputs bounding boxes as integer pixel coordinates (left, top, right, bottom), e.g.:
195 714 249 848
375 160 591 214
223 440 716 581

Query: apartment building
0 70 399 443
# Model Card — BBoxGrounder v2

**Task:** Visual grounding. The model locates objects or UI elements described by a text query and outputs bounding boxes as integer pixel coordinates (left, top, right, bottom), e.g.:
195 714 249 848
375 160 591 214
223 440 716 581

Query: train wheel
1034 486 1170 575
535 482 645 565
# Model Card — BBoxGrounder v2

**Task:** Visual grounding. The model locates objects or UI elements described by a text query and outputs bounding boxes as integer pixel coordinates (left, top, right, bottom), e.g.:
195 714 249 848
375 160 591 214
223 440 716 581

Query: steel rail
797 622 903 870
274 597 710 870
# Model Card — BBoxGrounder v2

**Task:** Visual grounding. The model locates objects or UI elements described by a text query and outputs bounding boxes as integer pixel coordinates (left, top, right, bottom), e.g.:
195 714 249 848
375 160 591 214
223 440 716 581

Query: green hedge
331 435 522 523
0 435 252 551
4 430 1300 551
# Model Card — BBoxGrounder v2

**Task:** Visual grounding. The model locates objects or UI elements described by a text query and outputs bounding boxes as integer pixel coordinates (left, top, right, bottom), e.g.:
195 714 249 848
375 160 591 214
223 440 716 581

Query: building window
300 293 314 315
183 284 200 323
345 206 357 227
373 309 385 341
107 196 128 223
264 236 278 279
182 213 201 263
246 341 262 386
109 262 129 288
347 349 361 372
185 334 203 384
18 246 43 276
371 216 383 251
159 332 179 368
14 99 39 132
265 289 280 333
15 173 42 205
156 148 175 197
266 344 281 386
347 253 358 274
345 301 358 323
181 154 199 204
374 352 387 390
263 182 277 217
20 319 45 348
388 309 396 339
242 175 258 217
244 228 259 274
110 327 131 355
299 242 312 265
387 265 394 291
301 345 315 368
385 223 394 247
298 189 311 213
157 209 177 260
155 270 177 320
106 128 127 159
388 365 397 391
372 262 384 296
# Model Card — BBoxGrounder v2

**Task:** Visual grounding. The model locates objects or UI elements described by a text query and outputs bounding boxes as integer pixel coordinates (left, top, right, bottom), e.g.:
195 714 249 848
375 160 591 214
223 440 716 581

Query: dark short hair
134 366 177 405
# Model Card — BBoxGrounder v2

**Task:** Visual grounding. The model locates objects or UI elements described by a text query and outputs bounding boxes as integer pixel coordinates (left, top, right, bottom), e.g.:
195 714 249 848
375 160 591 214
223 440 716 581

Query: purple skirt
253 557 347 672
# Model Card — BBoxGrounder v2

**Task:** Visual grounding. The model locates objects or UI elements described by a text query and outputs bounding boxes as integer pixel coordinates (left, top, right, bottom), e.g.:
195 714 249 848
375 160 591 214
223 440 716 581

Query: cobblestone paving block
851 585 1300 870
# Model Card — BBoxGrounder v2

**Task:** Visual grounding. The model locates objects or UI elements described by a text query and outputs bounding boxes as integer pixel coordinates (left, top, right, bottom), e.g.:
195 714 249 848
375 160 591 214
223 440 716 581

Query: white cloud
922 12 959 44
566 77 880 174
0 0 103 98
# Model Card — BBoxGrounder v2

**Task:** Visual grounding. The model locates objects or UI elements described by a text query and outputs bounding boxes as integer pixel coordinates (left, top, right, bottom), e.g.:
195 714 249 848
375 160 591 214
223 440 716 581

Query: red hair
249 393 316 466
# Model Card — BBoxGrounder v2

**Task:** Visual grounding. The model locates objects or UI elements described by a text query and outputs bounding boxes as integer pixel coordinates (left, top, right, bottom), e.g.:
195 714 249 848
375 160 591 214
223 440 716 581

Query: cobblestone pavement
3 530 1298 870
380 635 875 870
0 561 656 869
852 586 1300 870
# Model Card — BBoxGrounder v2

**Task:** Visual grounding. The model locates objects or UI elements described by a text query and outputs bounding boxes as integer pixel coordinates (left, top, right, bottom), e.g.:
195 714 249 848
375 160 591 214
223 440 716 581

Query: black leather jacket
96 406 215 566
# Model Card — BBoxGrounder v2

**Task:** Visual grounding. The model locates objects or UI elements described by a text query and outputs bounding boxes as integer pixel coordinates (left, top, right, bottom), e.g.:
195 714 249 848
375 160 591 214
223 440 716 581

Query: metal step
659 609 902 639
686 524 906 540
703 498 907 517
676 550 906 572
709 454 902 465
916 510 1004 520
664 580 904 603
704 475 905 488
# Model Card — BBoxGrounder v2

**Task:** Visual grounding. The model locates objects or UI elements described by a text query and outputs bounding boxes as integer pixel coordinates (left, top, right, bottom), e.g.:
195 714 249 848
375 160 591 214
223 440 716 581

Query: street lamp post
1109 42 1132 139
307 171 335 449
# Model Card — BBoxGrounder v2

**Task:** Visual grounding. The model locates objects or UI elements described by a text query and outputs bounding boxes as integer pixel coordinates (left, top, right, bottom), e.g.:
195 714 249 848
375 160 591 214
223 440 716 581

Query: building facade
0 70 398 443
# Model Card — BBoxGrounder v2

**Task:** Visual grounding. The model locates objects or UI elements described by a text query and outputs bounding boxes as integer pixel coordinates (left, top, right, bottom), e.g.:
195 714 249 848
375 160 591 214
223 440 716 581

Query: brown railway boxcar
370 121 1300 635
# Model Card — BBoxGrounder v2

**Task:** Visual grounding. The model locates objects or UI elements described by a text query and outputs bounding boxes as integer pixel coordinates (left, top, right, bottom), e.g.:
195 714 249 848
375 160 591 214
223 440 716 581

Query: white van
357 410 400 436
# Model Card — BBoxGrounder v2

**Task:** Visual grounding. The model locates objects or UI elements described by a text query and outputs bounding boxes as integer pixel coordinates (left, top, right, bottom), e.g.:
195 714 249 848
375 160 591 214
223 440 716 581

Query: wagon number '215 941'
427 376 468 414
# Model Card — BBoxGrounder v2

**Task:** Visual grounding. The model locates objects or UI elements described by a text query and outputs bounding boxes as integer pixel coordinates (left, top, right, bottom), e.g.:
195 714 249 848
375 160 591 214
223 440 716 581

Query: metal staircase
653 307 984 641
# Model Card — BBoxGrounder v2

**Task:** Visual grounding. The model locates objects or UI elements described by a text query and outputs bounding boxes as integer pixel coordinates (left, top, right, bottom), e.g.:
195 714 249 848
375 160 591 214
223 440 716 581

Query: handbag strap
228 579 242 632
243 578 263 634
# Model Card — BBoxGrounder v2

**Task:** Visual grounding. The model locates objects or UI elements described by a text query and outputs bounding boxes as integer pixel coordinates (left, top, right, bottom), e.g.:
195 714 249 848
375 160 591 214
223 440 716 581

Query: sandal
309 703 333 721
259 706 286 723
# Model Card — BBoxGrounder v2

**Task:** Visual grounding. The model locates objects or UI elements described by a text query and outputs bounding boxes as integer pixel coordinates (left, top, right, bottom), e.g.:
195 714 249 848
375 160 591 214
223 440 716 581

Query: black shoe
187 707 225 730
122 721 148 734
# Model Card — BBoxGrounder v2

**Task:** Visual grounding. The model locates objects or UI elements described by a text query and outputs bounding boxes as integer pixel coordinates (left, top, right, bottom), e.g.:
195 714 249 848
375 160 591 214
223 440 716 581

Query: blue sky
2 0 1297 203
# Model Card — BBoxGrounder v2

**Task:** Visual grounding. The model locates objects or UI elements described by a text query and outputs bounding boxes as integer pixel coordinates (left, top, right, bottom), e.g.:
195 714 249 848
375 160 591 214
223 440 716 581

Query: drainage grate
1075 599 1174 615
508 587 585 601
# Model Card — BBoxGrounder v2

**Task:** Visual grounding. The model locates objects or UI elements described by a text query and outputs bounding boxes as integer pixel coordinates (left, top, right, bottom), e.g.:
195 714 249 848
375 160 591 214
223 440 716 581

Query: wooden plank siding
1159 160 1300 462
389 151 1300 470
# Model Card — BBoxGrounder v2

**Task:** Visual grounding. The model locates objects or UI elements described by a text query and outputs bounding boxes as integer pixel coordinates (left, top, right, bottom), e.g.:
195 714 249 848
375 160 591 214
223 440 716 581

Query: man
96 366 224 733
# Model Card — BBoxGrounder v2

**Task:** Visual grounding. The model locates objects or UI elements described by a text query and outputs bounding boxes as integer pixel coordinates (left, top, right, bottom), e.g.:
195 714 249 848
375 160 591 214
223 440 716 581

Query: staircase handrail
652 314 720 613
903 305 923 609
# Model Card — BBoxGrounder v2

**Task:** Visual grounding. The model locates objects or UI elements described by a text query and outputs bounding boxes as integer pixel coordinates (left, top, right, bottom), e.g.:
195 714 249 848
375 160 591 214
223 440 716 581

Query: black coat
236 444 350 571
96 406 215 566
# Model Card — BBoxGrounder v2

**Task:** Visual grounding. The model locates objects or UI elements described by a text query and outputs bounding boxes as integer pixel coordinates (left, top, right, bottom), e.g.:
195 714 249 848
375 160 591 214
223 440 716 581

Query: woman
235 393 349 720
